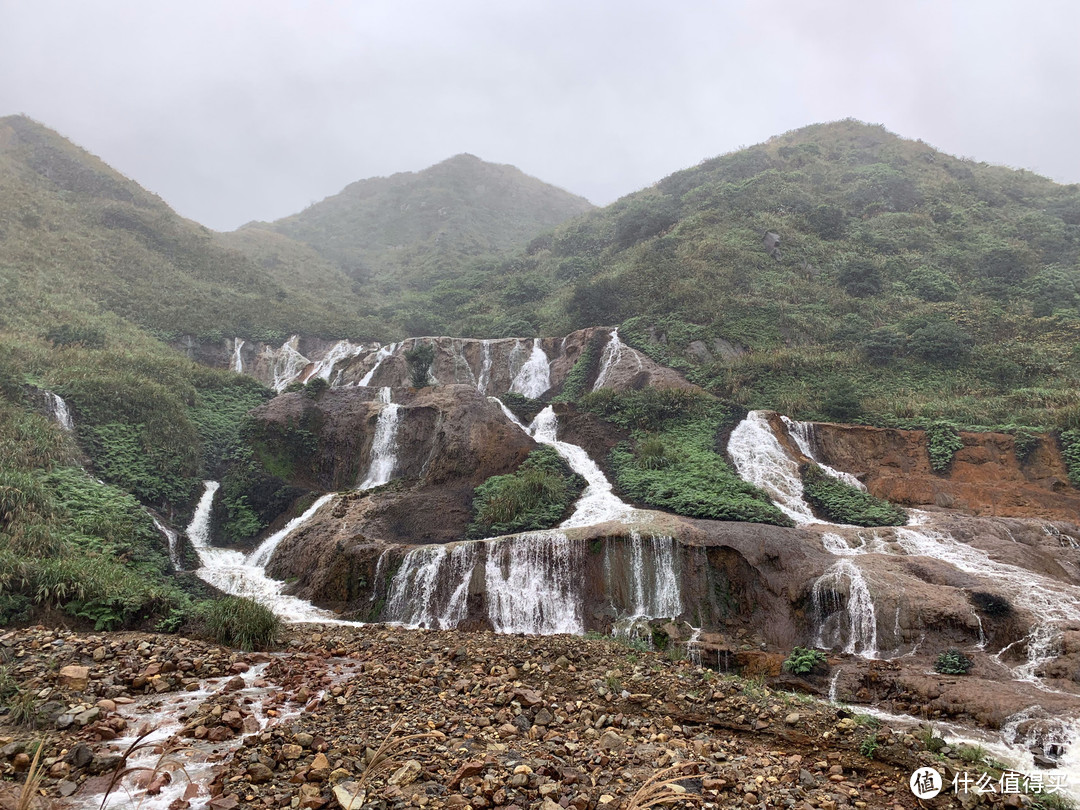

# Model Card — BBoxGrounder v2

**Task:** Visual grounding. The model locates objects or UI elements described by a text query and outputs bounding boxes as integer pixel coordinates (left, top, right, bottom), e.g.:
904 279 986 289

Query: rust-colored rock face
806 422 1080 521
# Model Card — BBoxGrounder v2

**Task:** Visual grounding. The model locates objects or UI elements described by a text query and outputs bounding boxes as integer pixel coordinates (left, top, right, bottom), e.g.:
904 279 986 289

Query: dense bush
579 387 717 431
197 596 280 650
405 343 435 388
801 464 907 527
468 447 585 538
782 647 827 676
1061 429 1080 487
553 332 605 403
934 648 973 675
926 421 965 473
498 392 545 425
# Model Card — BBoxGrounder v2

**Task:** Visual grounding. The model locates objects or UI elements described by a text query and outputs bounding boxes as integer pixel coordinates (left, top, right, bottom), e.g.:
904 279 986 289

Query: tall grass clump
197 596 280 651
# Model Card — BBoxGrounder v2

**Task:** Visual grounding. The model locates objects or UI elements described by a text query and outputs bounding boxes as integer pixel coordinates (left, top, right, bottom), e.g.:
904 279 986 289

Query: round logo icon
910 767 943 799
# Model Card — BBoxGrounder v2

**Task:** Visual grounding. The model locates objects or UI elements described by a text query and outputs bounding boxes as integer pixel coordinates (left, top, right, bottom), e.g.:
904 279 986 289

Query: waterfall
269 335 310 393
231 338 245 373
359 387 401 490
728 411 821 525
308 339 366 384
185 482 343 623
626 530 682 619
593 329 624 391
812 558 878 657
384 543 481 629
476 340 493 394
358 343 398 387
528 406 635 527
150 515 181 570
509 338 551 398
44 392 74 431
896 515 1080 683
485 532 584 635
780 416 865 490
450 339 477 386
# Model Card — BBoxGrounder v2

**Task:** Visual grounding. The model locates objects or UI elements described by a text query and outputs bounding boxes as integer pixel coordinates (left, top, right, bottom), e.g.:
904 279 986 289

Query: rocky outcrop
175 328 697 397
800 421 1080 521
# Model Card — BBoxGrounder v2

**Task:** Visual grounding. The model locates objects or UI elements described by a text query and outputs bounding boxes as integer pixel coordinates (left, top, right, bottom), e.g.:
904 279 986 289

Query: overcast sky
2 0 1078 231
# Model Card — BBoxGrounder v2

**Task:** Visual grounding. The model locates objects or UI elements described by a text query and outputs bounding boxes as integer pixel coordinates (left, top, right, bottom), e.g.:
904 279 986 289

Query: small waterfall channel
358 387 401 489
44 391 74 431
508 338 552 399
185 483 343 623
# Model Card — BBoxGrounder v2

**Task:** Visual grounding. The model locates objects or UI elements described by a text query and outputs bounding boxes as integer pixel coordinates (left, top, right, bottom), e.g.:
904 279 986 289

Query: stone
534 708 553 726
58 780 78 797
599 730 625 751
75 707 100 726
785 712 801 725
247 762 275 784
58 665 89 691
282 744 303 760
311 752 330 771
333 783 365 810
388 759 422 786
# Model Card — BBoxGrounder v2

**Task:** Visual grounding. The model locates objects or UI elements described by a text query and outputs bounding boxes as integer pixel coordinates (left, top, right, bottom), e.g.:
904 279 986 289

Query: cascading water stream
186 482 343 623
509 338 551 398
476 340 493 394
812 558 878 657
45 391 74 431
150 515 181 570
728 411 822 525
592 329 624 391
527 405 636 527
358 342 398 387
780 415 865 490
269 335 309 393
485 532 584 634
231 338 244 373
358 387 401 489
308 339 366 384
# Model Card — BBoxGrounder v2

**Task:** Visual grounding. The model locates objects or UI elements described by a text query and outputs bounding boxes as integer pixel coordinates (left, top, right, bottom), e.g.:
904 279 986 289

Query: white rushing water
358 387 401 489
527 405 636 527
268 335 310 393
812 558 878 657
625 529 682 620
780 415 865 490
486 532 585 634
509 338 551 398
385 543 481 630
308 339 366 384
592 329 624 391
231 338 244 373
186 482 343 623
476 340 493 394
728 411 822 525
45 391 74 431
150 515 181 570
358 342 398 387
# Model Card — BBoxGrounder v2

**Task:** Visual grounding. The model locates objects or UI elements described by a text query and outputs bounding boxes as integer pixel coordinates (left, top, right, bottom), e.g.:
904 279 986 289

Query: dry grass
339 719 446 808
97 726 195 810
625 762 705 810
16 738 47 810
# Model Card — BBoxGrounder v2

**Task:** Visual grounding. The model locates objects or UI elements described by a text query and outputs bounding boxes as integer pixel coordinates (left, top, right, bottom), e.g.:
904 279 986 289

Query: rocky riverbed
0 625 1062 810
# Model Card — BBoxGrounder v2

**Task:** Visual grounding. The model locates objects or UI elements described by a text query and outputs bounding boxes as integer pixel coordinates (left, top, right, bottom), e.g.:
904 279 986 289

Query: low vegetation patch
934 648 973 675
926 421 964 473
782 646 827 676
498 392 545 425
468 447 585 538
800 464 907 527
196 595 280 651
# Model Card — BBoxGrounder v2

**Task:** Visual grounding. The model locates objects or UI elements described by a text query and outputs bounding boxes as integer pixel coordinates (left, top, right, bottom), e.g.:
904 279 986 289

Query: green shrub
801 464 906 527
303 376 329 399
498 392 545 425
45 324 106 349
970 591 1012 617
636 437 669 470
553 332 604 403
859 736 880 759
1061 429 1080 487
468 447 585 538
926 421 964 473
579 387 717 431
821 379 861 422
405 343 435 388
934 648 972 675
197 596 280 650
782 646 827 676
1011 429 1041 464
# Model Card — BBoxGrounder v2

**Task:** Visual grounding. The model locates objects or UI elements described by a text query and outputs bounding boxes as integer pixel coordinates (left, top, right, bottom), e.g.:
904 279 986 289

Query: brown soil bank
805 422 1080 521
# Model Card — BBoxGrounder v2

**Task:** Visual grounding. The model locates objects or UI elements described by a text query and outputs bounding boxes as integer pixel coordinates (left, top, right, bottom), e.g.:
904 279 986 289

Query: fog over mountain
1 0 1078 230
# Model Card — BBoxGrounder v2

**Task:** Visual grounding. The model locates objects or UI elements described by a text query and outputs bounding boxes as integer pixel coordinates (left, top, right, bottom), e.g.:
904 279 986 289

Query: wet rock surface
0 625 1055 809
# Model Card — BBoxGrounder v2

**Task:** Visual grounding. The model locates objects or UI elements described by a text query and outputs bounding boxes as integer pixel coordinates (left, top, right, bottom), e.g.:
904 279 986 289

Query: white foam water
268 335 310 393
528 406 636 527
186 482 343 623
592 329 624 391
509 338 551 398
812 558 878 657
150 515 181 570
309 339 366 384
358 342 398 387
231 338 244 373
485 532 584 635
45 391 74 431
780 415 866 490
358 387 401 489
476 340 493 394
728 411 822 525
384 543 481 629
626 529 682 620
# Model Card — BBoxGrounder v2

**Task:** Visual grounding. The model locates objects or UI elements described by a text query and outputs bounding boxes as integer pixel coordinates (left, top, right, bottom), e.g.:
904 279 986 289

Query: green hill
414 120 1080 431
246 153 593 333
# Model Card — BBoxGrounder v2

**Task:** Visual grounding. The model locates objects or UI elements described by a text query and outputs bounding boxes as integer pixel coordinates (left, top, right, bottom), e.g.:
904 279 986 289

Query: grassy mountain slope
248 153 593 330
0 114 375 342
417 120 1080 430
